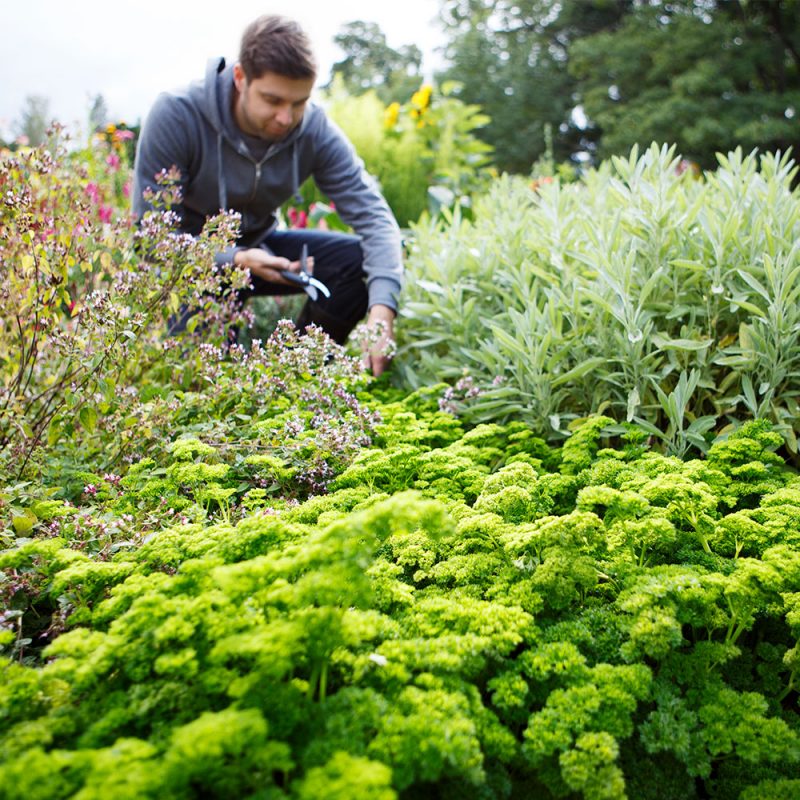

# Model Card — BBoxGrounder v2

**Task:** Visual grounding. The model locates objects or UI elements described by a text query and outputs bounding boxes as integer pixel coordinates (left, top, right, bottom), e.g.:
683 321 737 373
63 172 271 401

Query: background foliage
304 79 493 227
433 0 799 173
435 0 627 172
325 20 423 103
5 0 798 178
570 0 800 168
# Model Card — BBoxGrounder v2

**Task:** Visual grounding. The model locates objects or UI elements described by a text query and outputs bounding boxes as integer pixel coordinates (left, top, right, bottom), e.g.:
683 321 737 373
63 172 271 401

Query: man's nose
275 105 292 126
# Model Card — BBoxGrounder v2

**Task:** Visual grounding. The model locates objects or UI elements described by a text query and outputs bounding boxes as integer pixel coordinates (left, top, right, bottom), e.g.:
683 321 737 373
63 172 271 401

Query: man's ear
233 63 247 92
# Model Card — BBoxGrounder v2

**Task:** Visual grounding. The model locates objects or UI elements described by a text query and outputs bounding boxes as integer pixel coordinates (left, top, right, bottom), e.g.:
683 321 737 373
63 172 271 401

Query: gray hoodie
133 58 403 310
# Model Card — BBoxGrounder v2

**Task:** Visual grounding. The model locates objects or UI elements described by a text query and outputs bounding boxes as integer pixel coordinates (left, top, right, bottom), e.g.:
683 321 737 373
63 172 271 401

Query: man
133 14 403 375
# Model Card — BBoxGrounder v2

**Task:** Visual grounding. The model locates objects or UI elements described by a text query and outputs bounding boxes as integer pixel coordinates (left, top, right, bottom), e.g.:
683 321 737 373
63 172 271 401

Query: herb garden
2 116 800 799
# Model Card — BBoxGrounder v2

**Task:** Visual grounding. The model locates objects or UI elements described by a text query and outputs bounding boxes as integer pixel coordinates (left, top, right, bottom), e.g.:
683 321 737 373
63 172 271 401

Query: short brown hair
239 15 317 81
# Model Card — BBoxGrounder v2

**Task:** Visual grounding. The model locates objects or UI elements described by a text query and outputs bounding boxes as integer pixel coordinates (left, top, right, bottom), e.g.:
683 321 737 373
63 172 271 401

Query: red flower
287 207 308 228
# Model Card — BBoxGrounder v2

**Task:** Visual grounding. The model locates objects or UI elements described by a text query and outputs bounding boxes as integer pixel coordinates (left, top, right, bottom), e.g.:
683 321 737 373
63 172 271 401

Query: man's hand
363 304 396 377
234 247 314 285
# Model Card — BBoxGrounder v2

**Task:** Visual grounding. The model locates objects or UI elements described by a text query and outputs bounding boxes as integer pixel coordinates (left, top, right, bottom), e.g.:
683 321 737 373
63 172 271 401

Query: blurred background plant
295 77 494 228
323 19 424 104
436 0 799 175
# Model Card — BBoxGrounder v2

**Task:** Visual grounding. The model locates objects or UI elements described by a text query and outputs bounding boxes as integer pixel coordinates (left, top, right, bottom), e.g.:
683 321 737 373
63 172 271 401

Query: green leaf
737 270 771 302
79 406 98 433
550 357 608 387
730 299 767 318
741 374 758 411
47 421 61 447
669 259 706 271
627 387 641 422
653 336 713 351
11 510 37 536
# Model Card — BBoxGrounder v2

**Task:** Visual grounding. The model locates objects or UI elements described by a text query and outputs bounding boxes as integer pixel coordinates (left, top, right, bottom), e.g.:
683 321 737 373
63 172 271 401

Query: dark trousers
240 229 368 344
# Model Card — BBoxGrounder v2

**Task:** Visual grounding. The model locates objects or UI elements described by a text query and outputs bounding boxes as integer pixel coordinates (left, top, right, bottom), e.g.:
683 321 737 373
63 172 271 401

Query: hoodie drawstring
217 133 228 211
292 143 303 204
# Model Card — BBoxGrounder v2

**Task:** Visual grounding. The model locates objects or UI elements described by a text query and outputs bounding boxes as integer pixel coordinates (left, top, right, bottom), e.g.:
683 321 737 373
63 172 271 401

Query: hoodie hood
201 56 229 138
196 57 306 209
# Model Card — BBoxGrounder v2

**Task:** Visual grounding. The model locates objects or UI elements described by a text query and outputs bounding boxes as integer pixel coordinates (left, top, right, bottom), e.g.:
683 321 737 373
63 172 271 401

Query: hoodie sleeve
133 93 241 268
310 116 404 312
133 93 194 220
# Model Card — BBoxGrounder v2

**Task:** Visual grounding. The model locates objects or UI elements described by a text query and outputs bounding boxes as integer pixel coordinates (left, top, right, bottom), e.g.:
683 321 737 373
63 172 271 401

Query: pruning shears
280 244 331 302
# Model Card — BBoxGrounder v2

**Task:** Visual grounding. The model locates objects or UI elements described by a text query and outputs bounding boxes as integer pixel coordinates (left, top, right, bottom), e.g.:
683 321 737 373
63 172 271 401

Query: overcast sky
1 0 447 138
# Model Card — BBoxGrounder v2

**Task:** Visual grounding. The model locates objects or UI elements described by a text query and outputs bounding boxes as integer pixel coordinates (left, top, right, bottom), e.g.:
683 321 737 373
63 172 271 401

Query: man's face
233 64 314 142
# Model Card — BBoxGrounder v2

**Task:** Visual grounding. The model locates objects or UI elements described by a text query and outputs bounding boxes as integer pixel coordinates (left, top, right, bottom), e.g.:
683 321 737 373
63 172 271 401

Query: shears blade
280 244 331 301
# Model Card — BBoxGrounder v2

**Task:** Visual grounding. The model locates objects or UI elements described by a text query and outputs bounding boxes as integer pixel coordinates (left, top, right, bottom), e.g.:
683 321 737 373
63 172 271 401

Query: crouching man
133 14 403 374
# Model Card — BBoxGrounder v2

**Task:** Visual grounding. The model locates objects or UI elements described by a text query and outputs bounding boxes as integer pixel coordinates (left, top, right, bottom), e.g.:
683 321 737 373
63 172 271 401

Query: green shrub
3 413 800 798
395 144 800 459
0 132 244 483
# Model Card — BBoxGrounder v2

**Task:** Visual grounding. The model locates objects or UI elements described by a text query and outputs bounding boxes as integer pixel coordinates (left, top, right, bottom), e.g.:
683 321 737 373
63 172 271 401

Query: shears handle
278 245 330 300
279 269 309 287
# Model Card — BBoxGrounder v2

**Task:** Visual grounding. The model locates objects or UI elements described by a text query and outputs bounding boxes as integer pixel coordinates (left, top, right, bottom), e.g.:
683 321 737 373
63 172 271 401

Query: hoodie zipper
250 161 262 202
248 144 280 203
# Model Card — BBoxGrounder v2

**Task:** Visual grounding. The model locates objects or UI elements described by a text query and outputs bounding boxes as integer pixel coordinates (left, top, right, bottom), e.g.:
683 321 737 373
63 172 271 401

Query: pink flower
676 159 700 177
83 484 98 496
106 153 121 171
122 181 131 198
287 207 308 228
98 205 113 223
86 182 101 203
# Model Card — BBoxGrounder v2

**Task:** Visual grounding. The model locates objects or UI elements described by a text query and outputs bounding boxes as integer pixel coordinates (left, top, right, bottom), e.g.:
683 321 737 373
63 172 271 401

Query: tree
569 0 800 168
88 93 109 133
326 21 423 103
436 0 629 173
13 95 52 147
436 0 799 173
